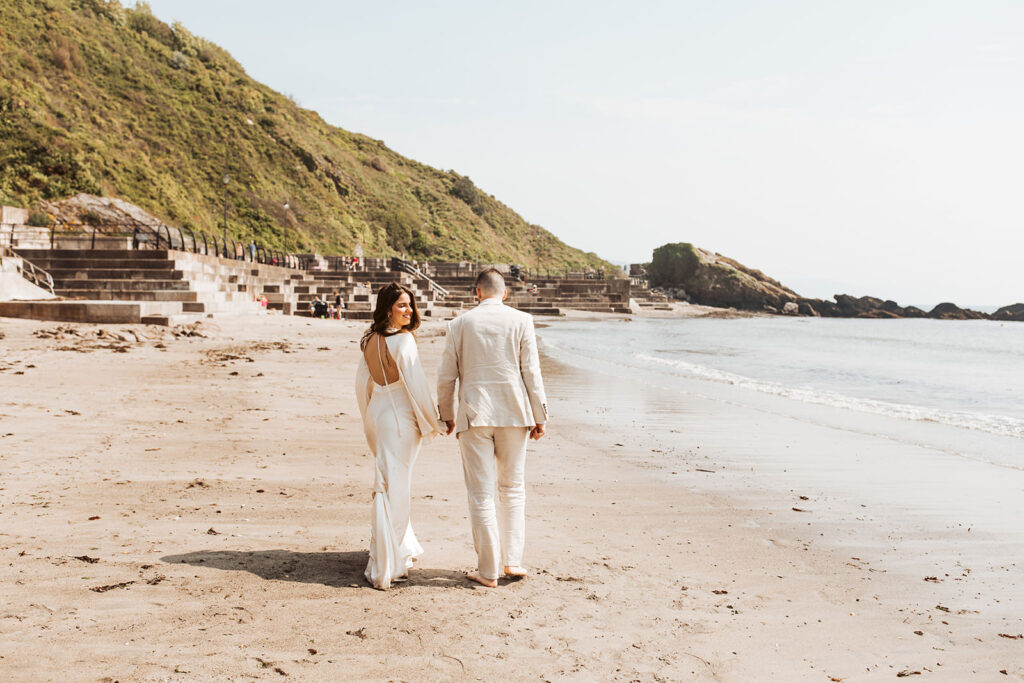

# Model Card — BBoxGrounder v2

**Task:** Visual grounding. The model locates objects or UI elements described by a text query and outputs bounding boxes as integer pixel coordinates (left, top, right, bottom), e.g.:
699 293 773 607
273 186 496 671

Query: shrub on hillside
128 4 175 48
171 22 199 57
76 0 127 25
374 206 419 255
648 242 701 287
451 174 488 216
81 209 107 226
169 51 190 70
49 33 83 72
450 175 478 204
27 211 52 227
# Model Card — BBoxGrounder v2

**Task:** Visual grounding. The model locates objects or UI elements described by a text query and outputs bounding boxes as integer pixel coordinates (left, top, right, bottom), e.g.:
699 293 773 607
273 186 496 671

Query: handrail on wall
2 242 55 295
390 257 450 298
36 218 305 270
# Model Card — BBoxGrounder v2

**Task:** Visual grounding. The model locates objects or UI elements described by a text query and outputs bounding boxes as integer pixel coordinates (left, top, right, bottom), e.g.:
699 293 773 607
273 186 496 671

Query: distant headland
637 242 1023 322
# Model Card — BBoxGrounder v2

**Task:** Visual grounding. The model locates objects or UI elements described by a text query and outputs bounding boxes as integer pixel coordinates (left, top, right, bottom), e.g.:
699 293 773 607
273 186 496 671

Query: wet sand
0 313 1021 681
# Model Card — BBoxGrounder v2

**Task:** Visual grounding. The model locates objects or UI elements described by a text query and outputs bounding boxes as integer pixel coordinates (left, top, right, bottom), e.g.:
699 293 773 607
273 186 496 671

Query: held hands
440 420 542 438
529 423 546 440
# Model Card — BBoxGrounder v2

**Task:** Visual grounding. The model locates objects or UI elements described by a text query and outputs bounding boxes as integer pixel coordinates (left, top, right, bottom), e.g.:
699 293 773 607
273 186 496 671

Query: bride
355 282 444 589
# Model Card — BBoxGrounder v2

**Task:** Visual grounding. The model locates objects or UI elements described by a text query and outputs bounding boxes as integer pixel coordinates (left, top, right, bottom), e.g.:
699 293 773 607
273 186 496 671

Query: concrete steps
295 309 374 321
514 306 564 316
0 300 184 324
48 268 186 280
429 274 638 316
21 258 176 271
52 279 192 292
4 249 647 323
57 289 199 302
18 248 171 261
9 248 290 323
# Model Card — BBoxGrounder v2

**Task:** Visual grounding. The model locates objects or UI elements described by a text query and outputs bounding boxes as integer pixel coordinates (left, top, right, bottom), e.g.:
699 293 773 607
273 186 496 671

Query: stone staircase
289 269 437 320
9 248 298 324
0 245 648 325
628 279 674 310
429 274 633 316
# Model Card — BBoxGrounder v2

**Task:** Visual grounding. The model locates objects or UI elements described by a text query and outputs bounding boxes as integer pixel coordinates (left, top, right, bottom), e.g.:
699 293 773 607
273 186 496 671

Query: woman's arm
354 357 376 450
392 334 444 438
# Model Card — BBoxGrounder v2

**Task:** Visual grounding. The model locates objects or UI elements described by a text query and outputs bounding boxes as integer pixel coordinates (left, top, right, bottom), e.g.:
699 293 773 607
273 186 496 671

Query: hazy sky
143 0 1023 307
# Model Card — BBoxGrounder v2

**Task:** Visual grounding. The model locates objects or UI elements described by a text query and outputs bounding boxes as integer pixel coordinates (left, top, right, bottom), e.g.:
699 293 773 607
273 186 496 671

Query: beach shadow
160 549 467 589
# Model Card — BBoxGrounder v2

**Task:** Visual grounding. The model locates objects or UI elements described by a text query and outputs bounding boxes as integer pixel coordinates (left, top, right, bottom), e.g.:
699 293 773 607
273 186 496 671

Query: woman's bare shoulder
362 331 381 351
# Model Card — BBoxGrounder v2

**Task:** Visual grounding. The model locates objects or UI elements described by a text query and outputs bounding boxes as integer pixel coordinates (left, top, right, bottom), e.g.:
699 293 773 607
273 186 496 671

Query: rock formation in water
646 242 801 312
799 296 995 320
990 303 1024 322
645 242 1020 321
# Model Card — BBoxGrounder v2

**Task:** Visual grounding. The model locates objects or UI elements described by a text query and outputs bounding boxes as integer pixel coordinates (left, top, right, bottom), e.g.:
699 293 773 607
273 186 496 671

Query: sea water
538 316 1024 466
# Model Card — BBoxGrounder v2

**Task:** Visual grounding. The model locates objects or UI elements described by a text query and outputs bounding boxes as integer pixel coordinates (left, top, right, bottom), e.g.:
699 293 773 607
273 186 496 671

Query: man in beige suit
437 268 548 587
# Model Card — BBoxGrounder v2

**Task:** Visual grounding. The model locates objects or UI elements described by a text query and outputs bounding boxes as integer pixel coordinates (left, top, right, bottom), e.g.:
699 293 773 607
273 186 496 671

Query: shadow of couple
160 549 467 589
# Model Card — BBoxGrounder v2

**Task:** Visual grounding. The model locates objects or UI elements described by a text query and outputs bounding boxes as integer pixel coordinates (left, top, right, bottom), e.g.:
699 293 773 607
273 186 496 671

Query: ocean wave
634 353 1024 440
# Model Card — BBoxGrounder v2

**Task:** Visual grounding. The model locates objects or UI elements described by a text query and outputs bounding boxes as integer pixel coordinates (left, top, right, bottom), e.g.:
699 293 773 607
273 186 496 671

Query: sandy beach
1 312 1021 681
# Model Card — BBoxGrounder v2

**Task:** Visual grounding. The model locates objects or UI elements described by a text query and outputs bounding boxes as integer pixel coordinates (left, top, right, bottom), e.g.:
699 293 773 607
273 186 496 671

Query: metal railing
319 255 366 271
1 242 55 295
40 219 136 250
390 257 449 298
39 219 302 269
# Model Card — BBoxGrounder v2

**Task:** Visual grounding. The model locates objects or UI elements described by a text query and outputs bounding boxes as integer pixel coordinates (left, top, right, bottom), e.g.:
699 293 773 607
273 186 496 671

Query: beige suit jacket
437 298 549 435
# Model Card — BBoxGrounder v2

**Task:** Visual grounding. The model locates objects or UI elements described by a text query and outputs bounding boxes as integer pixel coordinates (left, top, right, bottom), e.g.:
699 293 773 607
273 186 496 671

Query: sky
142 0 1024 308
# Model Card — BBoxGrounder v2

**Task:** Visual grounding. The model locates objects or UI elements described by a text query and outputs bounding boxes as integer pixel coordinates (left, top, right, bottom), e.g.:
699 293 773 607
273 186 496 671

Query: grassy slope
0 0 608 268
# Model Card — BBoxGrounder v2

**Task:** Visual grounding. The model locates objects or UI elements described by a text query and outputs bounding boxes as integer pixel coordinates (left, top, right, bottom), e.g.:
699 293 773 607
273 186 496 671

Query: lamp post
221 173 230 244
283 202 289 247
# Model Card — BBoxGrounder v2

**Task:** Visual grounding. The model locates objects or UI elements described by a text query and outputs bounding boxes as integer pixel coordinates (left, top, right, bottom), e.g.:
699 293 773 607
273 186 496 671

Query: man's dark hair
475 268 506 296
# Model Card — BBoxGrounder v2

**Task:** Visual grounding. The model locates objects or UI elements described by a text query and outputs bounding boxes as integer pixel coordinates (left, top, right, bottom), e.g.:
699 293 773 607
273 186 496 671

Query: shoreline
1 313 1021 680
539 316 1024 674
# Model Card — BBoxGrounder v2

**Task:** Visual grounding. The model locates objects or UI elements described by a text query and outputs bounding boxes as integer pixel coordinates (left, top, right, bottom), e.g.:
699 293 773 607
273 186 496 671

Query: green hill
0 0 608 269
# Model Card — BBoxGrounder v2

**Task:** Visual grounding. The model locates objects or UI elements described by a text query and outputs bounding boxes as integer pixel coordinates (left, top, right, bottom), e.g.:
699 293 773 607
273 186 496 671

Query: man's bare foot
504 565 528 577
466 571 498 588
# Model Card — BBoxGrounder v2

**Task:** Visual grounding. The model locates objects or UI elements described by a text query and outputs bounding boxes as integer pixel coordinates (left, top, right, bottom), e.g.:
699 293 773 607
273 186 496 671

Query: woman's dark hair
360 282 420 350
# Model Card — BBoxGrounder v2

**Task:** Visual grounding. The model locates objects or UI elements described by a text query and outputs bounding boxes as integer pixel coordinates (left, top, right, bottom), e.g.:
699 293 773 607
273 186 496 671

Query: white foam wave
634 353 1024 440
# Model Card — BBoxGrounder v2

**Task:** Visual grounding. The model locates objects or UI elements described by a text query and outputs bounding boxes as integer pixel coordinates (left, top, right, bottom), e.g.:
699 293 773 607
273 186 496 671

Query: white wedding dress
355 332 442 589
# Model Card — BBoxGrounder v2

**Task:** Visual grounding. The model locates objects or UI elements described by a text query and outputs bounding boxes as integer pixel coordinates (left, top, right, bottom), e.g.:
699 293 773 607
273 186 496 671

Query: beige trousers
458 425 530 580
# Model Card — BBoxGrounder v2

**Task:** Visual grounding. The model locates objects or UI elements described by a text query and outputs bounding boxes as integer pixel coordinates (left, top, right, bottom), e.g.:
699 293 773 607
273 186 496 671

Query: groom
437 268 548 587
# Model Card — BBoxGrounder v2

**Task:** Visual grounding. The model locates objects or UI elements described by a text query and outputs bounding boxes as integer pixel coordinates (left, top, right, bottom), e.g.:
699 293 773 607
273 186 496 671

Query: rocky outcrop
659 286 690 302
834 294 885 316
990 303 1024 322
821 295 930 319
650 243 800 312
40 194 169 230
797 301 821 317
694 251 801 311
646 242 1020 321
927 302 989 320
796 295 996 320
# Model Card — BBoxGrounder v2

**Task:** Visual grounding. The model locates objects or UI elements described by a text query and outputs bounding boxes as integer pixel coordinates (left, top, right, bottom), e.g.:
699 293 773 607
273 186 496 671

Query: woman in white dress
355 283 444 589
